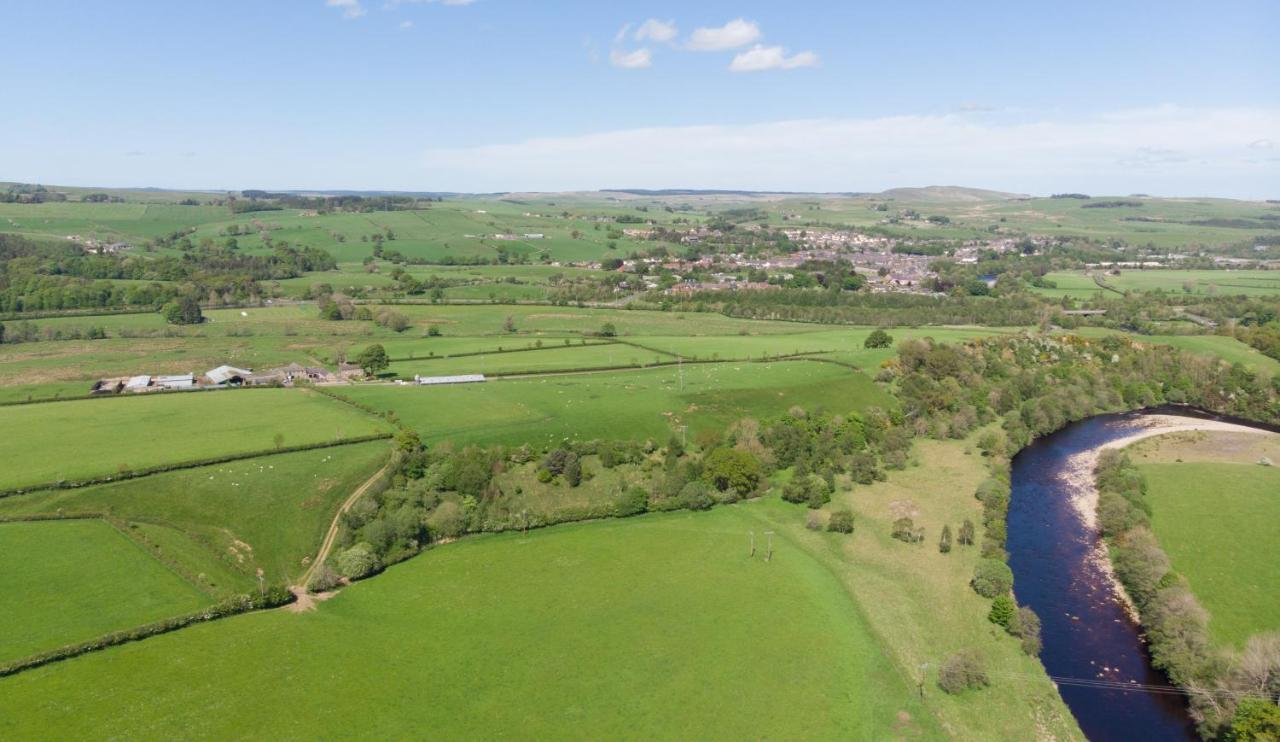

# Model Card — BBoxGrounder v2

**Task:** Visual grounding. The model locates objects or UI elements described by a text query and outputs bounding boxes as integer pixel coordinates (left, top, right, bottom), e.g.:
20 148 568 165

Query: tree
0 321 5 344
864 329 893 349
599 322 617 337
958 519 976 546
615 488 649 517
701 448 763 497
678 481 714 511
938 650 989 694
988 595 1016 628
971 559 1014 598
162 295 203 325
1011 606 1042 656
939 524 953 553
1228 699 1280 741
336 542 382 580
273 432 285 450
503 315 516 333
892 517 922 543
564 455 582 487
356 344 390 377
827 508 854 534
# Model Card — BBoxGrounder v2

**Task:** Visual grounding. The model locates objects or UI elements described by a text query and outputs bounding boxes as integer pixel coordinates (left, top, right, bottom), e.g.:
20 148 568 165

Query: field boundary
298 456 396 589
387 338 618 363
0 434 392 500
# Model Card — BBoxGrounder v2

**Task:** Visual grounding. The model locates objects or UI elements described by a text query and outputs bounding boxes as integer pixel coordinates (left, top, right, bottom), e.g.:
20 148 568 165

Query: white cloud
326 0 366 19
635 18 677 43
419 106 1280 198
729 45 818 72
399 19 414 29
686 18 760 51
610 47 652 69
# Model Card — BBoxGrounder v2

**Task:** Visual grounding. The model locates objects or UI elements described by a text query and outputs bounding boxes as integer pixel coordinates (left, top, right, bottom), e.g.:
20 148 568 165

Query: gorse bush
971 559 1013 599
938 650 990 695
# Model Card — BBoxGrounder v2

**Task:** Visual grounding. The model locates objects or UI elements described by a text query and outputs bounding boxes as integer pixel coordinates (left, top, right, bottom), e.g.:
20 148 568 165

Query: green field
0 389 389 491
1141 462 1280 647
1065 328 1280 374
0 519 211 664
0 441 390 588
0 506 931 740
341 359 891 446
1035 269 1280 298
388 342 674 378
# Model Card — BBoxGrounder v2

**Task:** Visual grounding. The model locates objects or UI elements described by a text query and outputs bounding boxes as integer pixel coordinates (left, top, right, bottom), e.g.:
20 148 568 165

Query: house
337 362 365 380
414 374 486 386
90 378 125 395
205 365 253 386
245 369 287 386
155 374 196 391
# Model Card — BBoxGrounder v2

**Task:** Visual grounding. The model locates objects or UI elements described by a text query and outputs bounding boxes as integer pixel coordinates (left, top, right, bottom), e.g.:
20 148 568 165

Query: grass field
388 342 675 378
0 519 211 664
0 389 389 491
1034 269 1280 298
750 436 1083 739
1126 430 1280 647
341 359 892 446
0 506 932 740
0 441 390 589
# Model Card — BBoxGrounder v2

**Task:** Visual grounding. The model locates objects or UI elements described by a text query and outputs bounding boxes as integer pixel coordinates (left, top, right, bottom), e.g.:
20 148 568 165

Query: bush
891 517 923 544
614 488 649 517
701 448 763 497
1011 606 1042 656
781 473 830 509
426 501 466 539
988 595 1016 628
864 329 893 349
971 559 1014 598
335 542 382 580
307 563 341 593
938 649 989 694
827 508 854 534
677 481 714 511
939 524 952 553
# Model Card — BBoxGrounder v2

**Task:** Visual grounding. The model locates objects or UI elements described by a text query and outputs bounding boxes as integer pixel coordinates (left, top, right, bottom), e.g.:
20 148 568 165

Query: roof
205 365 253 384
125 375 152 389
414 374 486 385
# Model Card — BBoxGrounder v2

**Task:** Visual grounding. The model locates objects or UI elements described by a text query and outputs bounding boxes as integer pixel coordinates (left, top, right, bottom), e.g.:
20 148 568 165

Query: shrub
958 519 975 546
677 481 714 511
1011 606 1042 656
426 501 466 539
307 563 341 593
939 524 952 553
891 517 922 543
805 511 823 531
536 468 553 484
971 559 1014 598
781 473 830 509
864 329 893 348
938 650 989 694
614 488 649 517
827 508 854 534
988 595 1016 628
336 542 382 580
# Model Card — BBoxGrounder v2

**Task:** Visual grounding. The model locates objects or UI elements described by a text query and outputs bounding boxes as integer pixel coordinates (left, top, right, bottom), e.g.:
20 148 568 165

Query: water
1007 412 1198 741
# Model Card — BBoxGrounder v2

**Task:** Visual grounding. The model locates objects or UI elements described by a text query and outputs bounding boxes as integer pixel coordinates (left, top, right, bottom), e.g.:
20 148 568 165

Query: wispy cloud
729 45 818 72
686 18 760 51
420 106 1280 198
634 19 677 43
610 47 652 70
326 0 366 19
399 19 414 29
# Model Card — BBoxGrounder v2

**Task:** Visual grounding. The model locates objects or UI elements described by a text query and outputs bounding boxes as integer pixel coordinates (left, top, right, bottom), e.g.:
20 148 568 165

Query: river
1006 408 1277 741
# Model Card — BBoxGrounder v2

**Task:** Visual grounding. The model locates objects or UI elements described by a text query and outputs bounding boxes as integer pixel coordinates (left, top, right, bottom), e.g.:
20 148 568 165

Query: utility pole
748 531 755 557
764 531 775 562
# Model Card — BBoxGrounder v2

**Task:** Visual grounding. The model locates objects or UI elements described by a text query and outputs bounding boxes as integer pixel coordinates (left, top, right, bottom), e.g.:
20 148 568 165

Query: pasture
1036 269 1280 298
388 342 675 378
0 389 389 491
0 519 211 664
1064 328 1280 374
341 360 892 447
0 506 929 740
0 441 390 589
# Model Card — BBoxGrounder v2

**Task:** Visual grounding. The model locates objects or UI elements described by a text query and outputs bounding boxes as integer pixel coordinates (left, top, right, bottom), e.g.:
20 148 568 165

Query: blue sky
2 0 1277 196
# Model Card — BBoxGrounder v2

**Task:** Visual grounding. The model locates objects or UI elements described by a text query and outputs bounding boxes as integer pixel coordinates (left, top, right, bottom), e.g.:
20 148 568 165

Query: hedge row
102 516 228 600
0 587 293 679
388 339 616 363
0 433 393 499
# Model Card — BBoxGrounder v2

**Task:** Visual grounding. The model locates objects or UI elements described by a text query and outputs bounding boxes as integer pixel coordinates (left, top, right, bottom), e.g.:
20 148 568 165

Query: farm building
205 365 253 386
124 375 152 392
414 374 486 386
155 374 196 391
90 378 126 395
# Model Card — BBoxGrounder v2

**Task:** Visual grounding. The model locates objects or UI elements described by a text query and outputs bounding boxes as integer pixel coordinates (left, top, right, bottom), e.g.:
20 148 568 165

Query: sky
1 0 1277 197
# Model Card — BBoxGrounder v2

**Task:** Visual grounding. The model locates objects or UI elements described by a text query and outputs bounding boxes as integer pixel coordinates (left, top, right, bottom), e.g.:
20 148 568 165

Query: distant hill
870 186 1027 203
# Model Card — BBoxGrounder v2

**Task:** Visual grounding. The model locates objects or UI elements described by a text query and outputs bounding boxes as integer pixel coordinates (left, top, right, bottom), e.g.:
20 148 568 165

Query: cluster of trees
1095 452 1280 738
889 334 1279 447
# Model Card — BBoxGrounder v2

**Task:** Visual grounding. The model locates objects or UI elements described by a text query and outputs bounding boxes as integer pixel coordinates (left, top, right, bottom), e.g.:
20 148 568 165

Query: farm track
296 461 392 592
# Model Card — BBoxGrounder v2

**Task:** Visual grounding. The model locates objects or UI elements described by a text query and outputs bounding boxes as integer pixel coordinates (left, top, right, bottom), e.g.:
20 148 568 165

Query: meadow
1142 462 1280 646
340 359 892 447
1064 328 1280 374
0 519 211 664
0 441 390 590
388 343 675 378
0 389 389 491
0 506 931 740
1036 269 1280 298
